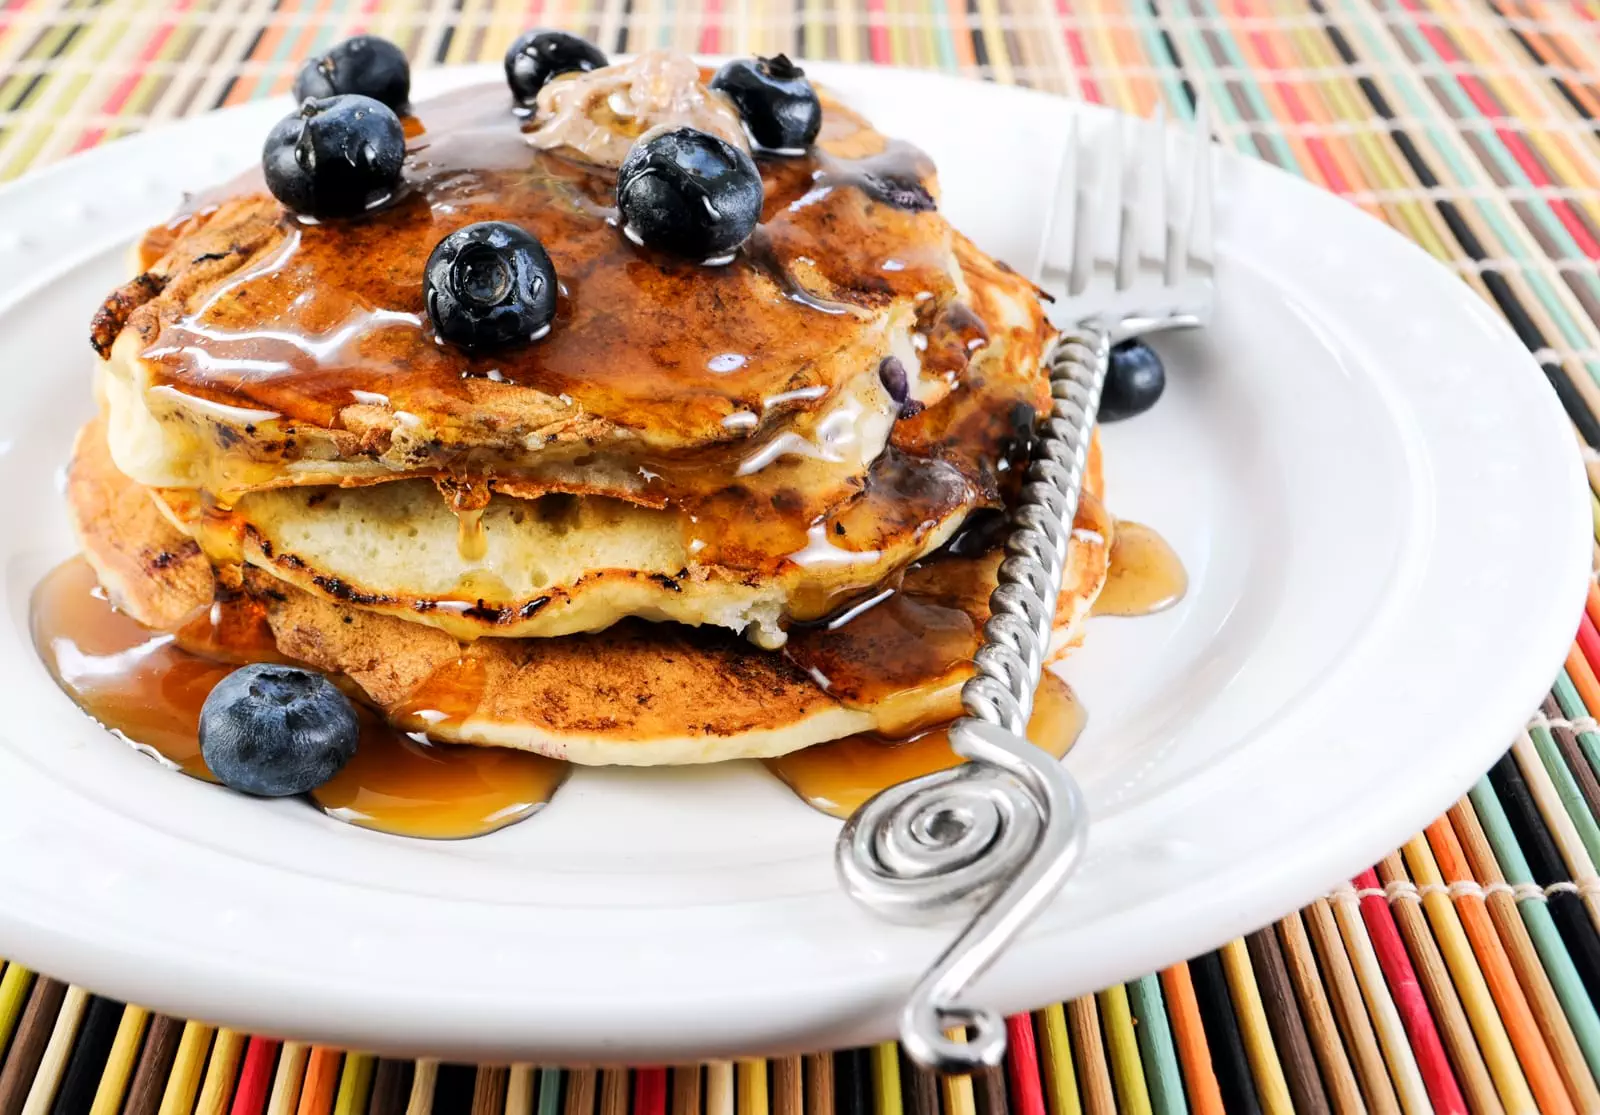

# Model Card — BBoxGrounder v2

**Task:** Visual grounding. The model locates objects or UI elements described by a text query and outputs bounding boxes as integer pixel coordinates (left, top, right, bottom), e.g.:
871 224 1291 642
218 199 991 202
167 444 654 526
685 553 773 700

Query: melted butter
1094 521 1187 617
31 557 567 839
765 672 1084 818
529 51 749 166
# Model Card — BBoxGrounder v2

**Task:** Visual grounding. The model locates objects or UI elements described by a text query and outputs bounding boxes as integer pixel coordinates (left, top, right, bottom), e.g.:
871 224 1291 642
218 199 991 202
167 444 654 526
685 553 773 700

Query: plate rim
0 61 1586 1060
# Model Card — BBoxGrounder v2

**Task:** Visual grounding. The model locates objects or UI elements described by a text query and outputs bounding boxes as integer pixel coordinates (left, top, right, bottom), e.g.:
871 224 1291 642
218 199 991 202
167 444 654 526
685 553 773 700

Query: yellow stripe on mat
195 1029 245 1115
871 1043 902 1115
507 1065 537 1115
1036 1003 1081 1115
1400 833 1538 1114
1219 940 1294 1115
159 1021 216 1115
89 1005 150 1115
334 1052 375 1115
736 1061 768 1115
0 964 33 1059
1096 986 1151 1115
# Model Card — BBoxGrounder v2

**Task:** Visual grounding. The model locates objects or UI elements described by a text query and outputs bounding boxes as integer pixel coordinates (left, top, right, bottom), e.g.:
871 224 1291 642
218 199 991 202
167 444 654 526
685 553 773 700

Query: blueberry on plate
262 94 406 219
425 221 559 352
617 127 763 263
292 35 410 111
709 54 822 153
199 664 359 797
1100 339 1166 421
505 30 608 106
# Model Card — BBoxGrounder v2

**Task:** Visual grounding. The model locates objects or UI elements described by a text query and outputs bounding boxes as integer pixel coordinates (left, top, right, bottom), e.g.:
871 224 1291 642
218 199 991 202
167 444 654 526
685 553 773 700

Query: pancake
139 237 1048 642
93 58 1057 641
67 416 1111 764
93 61 993 509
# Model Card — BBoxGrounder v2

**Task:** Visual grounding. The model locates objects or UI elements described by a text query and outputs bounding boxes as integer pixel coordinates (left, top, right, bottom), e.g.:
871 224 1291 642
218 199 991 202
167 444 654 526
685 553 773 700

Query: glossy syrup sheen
137 80 1054 588
142 84 955 442
764 672 1085 818
32 557 567 839
1093 521 1188 617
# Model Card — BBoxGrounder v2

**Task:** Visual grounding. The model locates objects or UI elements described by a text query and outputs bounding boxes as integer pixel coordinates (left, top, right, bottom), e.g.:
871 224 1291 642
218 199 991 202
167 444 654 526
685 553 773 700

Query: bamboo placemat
3 0 1600 1111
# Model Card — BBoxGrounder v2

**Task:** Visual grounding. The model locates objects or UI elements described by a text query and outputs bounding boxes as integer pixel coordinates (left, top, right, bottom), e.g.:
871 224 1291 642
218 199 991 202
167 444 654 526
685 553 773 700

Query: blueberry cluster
264 36 414 218
614 54 825 263
259 33 837 353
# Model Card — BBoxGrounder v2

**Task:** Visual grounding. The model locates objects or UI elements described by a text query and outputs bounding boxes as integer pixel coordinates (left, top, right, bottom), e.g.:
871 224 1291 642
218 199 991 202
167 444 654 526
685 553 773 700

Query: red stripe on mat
1351 868 1468 1113
1398 0 1600 259
635 1067 669 1115
1053 0 1103 102
1004 1016 1046 1115
1232 0 1352 193
229 1038 278 1115
1575 613 1600 680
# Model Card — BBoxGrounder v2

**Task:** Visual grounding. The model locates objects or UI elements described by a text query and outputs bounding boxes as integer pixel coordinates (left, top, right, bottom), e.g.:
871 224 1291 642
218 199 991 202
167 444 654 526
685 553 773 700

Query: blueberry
878 355 908 405
859 170 936 212
293 35 410 111
262 94 405 219
425 221 558 352
617 127 763 262
504 30 607 106
709 54 822 153
1100 339 1166 421
199 664 359 797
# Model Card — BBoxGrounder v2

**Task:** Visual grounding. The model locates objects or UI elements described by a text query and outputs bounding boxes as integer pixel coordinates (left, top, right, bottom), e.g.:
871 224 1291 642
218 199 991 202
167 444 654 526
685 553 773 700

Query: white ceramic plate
0 63 1587 1062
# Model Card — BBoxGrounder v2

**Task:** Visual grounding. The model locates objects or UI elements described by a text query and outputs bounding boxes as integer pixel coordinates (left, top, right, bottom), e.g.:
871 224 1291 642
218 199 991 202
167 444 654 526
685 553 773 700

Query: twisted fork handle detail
835 325 1110 1074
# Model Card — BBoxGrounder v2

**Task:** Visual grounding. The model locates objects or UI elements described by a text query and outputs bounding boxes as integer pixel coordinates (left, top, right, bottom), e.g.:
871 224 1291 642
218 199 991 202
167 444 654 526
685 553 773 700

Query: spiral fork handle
835 326 1110 1074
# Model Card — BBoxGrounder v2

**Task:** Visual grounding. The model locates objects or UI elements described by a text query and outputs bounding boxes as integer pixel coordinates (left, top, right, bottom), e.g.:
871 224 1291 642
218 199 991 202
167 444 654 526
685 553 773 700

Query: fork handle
835 325 1110 1073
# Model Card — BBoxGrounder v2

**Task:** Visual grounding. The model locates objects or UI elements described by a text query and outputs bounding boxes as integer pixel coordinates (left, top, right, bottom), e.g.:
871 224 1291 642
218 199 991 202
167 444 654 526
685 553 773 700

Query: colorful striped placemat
4 0 1600 1110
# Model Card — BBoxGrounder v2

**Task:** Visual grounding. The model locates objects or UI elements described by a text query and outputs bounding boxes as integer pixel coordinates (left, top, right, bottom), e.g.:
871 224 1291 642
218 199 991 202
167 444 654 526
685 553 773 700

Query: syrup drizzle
31 557 567 839
1093 521 1187 617
764 672 1085 818
31 502 1182 837
143 85 955 444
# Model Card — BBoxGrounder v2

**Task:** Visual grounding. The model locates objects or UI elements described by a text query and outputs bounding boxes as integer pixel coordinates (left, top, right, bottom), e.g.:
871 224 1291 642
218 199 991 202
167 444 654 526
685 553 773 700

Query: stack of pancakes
73 54 1111 765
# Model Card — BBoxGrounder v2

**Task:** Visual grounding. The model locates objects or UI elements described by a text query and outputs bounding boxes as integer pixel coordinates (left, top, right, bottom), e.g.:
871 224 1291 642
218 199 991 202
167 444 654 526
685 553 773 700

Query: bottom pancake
66 417 1111 765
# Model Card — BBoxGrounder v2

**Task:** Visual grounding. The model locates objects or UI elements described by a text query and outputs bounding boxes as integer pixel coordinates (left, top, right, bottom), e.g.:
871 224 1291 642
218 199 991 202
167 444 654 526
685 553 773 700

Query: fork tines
1035 98 1216 338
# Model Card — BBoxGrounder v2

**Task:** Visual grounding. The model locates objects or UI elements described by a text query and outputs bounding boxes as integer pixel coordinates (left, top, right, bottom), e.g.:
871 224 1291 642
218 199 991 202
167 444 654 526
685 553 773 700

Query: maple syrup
765 673 1085 818
312 728 567 840
113 76 1064 632
31 557 568 839
1094 521 1187 617
59 62 1191 841
141 84 954 446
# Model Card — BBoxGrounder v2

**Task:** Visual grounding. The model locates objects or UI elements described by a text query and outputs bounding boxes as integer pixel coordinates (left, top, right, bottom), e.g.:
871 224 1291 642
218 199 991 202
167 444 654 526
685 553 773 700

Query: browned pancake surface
67 417 1107 762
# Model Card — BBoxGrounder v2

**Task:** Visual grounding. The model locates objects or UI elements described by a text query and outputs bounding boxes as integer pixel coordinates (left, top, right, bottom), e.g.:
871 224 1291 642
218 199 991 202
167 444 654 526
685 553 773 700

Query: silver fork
835 103 1217 1074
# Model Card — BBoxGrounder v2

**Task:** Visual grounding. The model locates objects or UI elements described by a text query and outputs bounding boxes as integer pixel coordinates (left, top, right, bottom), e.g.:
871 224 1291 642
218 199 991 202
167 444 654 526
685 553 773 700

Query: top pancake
92 60 998 507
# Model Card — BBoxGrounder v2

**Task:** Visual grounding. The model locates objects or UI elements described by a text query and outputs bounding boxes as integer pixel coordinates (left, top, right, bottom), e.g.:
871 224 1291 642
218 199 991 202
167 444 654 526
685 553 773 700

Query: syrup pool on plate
765 673 1085 818
30 557 568 839
32 509 1184 834
1093 521 1188 618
